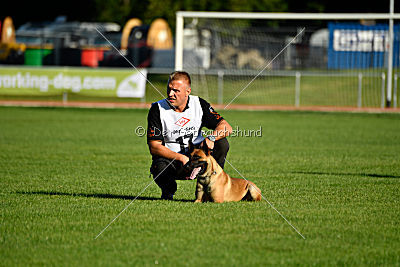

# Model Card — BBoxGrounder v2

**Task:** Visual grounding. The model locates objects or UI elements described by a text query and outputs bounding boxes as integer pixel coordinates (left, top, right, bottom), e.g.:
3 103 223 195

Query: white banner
0 66 147 98
117 70 147 98
333 29 387 52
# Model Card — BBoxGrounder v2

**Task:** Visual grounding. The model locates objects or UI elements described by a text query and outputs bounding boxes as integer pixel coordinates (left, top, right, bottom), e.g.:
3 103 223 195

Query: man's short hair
167 71 191 87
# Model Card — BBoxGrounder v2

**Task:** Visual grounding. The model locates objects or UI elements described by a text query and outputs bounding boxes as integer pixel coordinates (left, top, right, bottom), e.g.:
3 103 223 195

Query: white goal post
175 11 400 108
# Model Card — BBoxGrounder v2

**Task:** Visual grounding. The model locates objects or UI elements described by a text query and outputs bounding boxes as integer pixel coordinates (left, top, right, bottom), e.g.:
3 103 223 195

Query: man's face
167 79 191 110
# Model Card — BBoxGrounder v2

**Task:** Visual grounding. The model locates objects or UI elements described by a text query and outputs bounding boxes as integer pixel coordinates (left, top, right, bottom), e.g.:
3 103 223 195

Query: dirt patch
0 100 399 113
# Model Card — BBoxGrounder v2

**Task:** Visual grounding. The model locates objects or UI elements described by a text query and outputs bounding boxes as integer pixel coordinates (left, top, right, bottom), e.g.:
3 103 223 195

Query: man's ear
186 87 191 96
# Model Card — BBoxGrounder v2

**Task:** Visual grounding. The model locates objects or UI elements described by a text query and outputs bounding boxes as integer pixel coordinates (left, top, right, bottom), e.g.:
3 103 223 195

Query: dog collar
199 171 217 180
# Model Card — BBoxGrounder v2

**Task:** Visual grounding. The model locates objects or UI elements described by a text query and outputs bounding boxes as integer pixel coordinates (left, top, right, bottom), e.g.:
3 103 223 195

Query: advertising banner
0 66 147 98
328 23 400 69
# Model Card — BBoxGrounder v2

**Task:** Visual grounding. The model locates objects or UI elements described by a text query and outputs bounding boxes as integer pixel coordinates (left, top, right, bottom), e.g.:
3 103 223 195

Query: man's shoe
161 193 174 200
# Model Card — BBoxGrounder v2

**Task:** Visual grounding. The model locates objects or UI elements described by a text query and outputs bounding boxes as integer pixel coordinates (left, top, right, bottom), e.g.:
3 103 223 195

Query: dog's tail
244 182 262 201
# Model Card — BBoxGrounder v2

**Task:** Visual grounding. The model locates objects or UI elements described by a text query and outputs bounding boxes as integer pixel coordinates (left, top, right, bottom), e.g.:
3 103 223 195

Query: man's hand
148 140 189 165
205 137 215 150
178 154 190 165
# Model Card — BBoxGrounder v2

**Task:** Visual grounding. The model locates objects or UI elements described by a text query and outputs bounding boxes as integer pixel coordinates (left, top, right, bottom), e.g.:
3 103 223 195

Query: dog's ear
200 139 211 155
188 139 195 154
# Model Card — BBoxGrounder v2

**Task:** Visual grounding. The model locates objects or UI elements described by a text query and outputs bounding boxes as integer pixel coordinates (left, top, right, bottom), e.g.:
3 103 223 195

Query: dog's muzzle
189 161 208 175
180 159 208 180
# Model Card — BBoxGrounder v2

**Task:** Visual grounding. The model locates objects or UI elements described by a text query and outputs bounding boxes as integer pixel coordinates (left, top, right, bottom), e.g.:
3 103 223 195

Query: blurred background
1 0 399 108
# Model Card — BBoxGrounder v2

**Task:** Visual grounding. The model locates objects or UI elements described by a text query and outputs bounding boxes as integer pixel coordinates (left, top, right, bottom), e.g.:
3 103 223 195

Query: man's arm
212 119 232 141
198 97 232 150
205 119 232 150
148 140 189 165
147 103 189 165
147 103 188 164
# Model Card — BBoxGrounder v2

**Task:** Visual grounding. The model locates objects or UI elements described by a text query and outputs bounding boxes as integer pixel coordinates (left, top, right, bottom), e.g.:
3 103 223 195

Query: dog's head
187 139 212 176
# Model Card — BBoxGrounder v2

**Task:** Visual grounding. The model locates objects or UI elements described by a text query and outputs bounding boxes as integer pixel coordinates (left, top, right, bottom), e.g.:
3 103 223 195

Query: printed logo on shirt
209 106 221 120
175 117 190 127
147 128 155 137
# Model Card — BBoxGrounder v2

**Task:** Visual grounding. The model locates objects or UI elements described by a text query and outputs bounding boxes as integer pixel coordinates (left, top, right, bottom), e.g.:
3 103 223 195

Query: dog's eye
192 155 201 160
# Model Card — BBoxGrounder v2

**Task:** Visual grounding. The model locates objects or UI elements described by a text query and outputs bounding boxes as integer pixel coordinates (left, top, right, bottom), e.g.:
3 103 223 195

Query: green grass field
1 106 399 265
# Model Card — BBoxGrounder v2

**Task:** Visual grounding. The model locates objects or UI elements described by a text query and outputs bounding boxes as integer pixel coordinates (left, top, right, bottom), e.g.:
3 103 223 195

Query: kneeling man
147 71 232 200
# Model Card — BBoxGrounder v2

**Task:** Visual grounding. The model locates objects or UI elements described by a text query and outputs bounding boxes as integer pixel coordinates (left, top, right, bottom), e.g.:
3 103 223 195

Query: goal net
175 12 400 108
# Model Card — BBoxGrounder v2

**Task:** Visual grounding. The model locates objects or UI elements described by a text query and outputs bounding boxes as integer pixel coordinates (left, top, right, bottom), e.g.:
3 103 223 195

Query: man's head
167 71 191 111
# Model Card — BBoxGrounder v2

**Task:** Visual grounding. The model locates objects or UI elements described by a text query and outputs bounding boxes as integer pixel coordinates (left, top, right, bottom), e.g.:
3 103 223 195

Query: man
147 71 232 200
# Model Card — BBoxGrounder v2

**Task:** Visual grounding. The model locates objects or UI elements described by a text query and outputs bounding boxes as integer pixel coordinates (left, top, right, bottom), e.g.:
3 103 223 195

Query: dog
187 140 262 203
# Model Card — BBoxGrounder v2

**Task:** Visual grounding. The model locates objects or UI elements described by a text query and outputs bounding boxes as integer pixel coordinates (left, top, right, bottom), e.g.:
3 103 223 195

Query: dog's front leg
210 187 225 203
195 182 205 203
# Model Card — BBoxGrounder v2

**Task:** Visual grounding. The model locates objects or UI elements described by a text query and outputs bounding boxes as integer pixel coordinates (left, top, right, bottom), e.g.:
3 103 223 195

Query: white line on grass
224 28 305 110
224 158 306 239
94 159 176 239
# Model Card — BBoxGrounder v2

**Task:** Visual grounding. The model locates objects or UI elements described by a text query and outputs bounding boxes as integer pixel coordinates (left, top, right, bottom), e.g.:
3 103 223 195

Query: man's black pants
150 138 230 198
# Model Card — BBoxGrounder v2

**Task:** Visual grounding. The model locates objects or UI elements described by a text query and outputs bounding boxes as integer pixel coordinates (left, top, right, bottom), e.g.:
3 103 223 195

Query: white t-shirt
147 95 223 154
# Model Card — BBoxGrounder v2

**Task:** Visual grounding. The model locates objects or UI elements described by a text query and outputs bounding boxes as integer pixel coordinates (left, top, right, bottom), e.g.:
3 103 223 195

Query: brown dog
188 141 262 203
